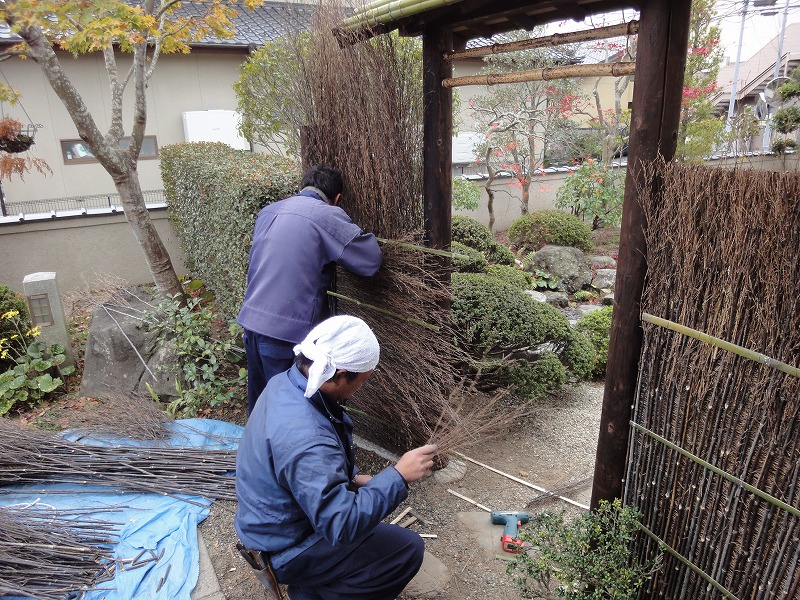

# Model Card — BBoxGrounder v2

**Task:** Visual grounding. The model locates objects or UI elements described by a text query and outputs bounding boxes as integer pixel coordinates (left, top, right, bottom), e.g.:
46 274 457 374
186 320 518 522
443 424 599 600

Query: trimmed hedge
486 264 531 289
508 210 593 253
160 143 300 321
576 305 613 378
451 273 594 399
452 214 493 251
451 241 488 273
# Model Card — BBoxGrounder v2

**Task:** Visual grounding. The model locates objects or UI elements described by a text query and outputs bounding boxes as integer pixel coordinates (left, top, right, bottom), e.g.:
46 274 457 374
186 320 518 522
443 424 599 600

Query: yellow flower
1 309 19 320
1 349 7 359
26 326 41 338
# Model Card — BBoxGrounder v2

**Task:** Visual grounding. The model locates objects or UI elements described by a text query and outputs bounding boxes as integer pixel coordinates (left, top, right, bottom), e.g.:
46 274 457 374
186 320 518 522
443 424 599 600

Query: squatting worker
238 165 383 415
235 315 437 600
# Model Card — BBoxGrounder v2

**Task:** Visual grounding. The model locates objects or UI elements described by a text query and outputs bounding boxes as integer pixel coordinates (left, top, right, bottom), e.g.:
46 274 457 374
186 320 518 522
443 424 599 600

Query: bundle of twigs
0 503 119 600
626 162 800 599
62 392 173 441
0 419 236 502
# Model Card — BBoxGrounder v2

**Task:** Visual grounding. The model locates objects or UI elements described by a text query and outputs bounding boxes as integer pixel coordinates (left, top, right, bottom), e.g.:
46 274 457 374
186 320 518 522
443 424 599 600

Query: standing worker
238 165 382 415
235 315 436 600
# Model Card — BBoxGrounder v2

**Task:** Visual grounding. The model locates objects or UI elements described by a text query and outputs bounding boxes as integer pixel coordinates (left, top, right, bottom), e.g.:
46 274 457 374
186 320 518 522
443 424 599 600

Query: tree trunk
484 146 496 233
114 170 184 298
520 180 530 215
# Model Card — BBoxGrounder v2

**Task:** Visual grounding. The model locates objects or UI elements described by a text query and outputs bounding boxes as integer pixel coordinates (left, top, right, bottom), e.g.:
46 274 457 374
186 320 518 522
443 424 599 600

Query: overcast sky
716 0 800 63
549 2 800 65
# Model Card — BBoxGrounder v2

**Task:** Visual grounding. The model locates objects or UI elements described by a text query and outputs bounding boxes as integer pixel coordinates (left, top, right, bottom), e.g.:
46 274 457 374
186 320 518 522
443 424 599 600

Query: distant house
0 2 313 211
714 22 800 150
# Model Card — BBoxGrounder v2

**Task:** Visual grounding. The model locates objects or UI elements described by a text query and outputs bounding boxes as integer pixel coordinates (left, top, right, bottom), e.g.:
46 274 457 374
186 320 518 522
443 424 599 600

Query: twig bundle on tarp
65 392 173 441
0 503 119 600
626 162 800 599
0 419 236 502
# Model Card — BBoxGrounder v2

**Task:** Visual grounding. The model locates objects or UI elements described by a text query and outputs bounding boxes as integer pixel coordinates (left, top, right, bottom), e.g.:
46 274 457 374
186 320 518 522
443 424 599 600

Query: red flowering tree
469 29 585 215
676 0 724 161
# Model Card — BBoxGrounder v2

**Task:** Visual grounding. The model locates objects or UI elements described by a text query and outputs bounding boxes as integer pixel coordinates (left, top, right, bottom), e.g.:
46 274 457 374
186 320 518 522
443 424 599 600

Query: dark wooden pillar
590 0 692 510
422 26 453 250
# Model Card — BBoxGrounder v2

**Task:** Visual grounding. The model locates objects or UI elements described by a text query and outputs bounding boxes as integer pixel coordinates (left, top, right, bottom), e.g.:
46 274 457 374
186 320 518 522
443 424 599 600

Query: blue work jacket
235 365 408 569
237 191 382 344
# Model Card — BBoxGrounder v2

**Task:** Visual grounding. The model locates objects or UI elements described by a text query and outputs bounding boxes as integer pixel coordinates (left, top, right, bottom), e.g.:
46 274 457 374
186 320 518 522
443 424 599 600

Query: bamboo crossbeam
327 291 440 331
636 520 740 600
341 0 464 31
376 236 466 259
641 312 800 378
444 21 639 61
442 61 636 89
453 452 589 510
630 422 800 519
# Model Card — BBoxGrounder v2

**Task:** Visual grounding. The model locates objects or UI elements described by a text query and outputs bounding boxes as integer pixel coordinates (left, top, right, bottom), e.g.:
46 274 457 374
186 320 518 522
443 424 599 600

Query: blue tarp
0 419 244 600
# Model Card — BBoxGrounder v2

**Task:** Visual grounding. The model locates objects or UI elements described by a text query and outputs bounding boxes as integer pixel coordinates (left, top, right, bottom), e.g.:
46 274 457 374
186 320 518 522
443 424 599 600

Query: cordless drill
491 510 530 553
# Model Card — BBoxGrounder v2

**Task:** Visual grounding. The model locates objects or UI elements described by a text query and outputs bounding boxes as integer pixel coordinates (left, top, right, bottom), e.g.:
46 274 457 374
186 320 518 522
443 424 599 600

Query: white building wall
0 49 248 204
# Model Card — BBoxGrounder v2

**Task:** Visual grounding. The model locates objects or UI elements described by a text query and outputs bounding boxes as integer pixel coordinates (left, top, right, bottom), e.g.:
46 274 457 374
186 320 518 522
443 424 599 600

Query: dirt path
199 381 603 600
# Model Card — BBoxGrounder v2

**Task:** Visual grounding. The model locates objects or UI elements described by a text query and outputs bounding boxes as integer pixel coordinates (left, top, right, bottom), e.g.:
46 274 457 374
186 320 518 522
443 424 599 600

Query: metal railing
1 189 166 217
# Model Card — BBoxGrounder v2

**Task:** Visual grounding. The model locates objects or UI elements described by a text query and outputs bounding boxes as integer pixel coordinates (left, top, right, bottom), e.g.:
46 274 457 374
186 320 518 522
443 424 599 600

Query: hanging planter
0 117 37 154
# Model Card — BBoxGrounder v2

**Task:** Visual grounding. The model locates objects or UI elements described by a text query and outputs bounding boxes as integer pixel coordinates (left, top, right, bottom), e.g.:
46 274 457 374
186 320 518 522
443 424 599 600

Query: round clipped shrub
452 214 493 252
451 241 488 273
576 305 613 378
485 240 516 266
451 273 594 399
486 264 531 290
0 285 30 371
508 210 592 253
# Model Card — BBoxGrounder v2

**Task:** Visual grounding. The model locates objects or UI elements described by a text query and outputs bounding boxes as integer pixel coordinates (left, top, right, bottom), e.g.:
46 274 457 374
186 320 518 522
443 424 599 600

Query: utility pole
726 0 750 132
761 0 791 149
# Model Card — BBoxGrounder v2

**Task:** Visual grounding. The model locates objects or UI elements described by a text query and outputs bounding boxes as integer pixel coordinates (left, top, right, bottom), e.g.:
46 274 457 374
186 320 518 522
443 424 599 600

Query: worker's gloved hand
395 444 438 483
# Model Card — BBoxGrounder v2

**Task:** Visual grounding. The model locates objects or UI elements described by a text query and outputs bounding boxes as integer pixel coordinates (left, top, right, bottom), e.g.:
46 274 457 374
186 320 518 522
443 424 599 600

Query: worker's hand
394 444 438 484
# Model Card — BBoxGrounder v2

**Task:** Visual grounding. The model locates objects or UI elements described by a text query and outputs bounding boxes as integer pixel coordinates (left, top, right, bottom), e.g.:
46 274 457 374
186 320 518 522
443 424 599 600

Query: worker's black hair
295 352 359 382
301 165 343 203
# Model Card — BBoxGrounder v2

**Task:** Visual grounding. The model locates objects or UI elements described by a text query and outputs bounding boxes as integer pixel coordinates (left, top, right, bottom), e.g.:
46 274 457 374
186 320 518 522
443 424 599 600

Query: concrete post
22 272 74 367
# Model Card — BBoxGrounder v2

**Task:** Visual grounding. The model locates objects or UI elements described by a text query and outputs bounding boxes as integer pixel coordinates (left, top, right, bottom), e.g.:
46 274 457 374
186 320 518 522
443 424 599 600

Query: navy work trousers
243 329 295 415
274 523 425 600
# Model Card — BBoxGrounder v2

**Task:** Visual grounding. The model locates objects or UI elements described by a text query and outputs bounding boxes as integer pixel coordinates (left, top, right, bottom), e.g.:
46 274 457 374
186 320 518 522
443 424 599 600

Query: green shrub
452 214 493 252
485 240 516 266
0 309 74 415
576 306 613 379
452 177 481 211
555 160 624 230
508 499 662 600
146 292 246 417
486 264 530 289
0 285 29 372
451 241 488 273
508 210 592 253
451 273 594 399
160 143 300 322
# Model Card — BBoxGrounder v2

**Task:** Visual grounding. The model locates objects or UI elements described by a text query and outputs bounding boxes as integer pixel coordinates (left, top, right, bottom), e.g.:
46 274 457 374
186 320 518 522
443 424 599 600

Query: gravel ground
199 381 604 600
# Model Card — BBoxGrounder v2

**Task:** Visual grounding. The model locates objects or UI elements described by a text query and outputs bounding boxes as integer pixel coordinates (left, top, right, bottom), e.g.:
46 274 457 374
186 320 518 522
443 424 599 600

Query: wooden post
589 0 693 510
422 26 452 251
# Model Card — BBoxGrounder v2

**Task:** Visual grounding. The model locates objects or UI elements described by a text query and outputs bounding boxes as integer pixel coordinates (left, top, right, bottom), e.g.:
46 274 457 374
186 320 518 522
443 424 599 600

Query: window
61 135 159 164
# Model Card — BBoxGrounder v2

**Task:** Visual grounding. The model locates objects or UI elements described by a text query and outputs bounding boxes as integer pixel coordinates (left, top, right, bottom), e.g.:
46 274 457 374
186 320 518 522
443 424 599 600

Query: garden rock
523 289 547 303
527 245 592 293
542 290 569 308
591 268 617 291
80 295 178 400
602 293 614 306
587 255 617 269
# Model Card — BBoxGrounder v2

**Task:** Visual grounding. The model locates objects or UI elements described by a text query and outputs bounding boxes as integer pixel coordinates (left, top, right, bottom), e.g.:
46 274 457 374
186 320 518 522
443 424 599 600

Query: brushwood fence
625 163 800 599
